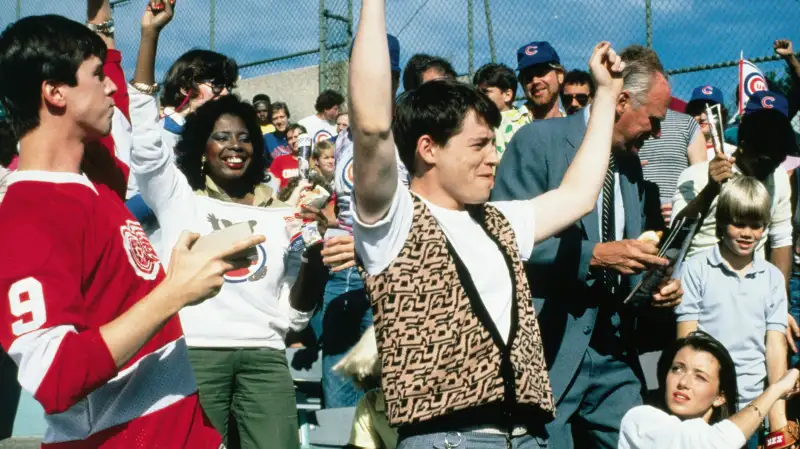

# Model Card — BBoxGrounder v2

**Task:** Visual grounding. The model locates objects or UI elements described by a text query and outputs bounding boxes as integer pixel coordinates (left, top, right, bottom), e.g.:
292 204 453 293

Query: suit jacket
491 112 663 404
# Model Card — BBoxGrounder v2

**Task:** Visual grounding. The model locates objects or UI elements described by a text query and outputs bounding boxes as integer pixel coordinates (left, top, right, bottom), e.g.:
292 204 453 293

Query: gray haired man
492 45 683 449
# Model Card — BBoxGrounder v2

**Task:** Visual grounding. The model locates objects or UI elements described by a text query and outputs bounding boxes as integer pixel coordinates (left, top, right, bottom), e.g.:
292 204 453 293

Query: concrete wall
235 62 349 123
236 65 321 121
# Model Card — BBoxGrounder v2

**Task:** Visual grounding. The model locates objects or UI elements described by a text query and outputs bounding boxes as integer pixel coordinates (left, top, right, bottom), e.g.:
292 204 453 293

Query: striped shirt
638 109 700 202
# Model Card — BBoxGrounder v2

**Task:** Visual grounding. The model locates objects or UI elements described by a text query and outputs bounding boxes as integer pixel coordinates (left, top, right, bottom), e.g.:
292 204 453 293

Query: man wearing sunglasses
561 69 595 116
517 40 565 121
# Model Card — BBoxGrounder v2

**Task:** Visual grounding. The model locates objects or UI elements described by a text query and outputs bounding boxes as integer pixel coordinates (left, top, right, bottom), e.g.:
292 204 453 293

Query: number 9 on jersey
9 277 47 337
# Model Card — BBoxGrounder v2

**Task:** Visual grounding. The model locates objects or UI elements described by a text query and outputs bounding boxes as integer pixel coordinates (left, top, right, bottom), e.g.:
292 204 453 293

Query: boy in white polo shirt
676 176 788 448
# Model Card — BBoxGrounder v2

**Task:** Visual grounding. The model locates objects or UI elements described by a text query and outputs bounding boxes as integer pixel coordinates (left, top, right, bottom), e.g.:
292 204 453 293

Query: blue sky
2 0 798 111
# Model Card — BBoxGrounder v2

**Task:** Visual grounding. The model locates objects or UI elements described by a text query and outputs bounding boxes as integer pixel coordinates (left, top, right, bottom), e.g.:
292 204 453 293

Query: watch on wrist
87 19 115 37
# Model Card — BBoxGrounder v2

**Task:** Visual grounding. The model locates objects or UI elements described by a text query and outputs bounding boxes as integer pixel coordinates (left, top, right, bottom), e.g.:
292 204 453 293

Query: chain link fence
319 0 352 95
0 0 798 114
383 0 799 112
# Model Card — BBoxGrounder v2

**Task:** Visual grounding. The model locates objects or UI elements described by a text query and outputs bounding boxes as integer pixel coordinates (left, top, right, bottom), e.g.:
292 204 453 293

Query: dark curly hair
175 95 265 192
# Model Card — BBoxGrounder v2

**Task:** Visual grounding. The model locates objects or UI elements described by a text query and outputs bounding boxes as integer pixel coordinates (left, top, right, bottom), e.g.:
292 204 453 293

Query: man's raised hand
774 39 794 58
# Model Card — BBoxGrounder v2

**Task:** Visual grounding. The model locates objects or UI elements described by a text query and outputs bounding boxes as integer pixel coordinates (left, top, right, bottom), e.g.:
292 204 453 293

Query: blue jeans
788 273 800 423
317 267 373 408
746 432 760 449
398 430 546 449
790 274 800 367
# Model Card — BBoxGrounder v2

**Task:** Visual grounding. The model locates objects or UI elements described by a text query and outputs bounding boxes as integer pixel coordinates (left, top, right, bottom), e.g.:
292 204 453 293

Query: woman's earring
201 155 207 174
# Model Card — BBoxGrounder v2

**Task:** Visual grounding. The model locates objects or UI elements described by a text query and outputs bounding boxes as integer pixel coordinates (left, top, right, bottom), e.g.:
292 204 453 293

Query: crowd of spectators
1 0 800 448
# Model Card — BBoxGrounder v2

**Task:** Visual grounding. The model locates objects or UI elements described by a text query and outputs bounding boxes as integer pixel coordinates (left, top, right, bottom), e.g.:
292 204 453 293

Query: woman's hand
141 0 175 33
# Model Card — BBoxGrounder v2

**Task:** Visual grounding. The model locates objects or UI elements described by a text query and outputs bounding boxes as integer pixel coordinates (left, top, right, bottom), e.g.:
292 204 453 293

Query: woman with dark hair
124 48 239 234
160 49 238 154
130 89 323 448
619 331 800 449
175 95 267 193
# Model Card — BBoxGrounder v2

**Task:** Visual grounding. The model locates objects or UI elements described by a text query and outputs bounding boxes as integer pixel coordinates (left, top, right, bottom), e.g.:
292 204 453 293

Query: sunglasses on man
561 93 590 106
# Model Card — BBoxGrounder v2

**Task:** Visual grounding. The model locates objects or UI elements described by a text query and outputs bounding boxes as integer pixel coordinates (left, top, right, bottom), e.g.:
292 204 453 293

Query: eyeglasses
200 80 234 96
561 94 590 106
520 64 556 81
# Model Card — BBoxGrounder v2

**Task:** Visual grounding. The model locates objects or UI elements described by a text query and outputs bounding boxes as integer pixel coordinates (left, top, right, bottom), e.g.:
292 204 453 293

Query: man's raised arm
350 0 398 225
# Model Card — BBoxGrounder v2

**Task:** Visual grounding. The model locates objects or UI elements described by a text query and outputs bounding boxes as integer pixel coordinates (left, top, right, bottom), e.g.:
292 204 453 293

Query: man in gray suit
492 45 683 449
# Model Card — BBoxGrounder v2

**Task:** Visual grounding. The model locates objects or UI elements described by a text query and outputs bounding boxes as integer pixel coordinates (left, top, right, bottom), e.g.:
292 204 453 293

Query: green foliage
765 65 793 97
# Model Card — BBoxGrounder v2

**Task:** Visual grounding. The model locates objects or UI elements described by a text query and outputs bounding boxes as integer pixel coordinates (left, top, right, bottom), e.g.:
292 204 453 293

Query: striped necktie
602 154 617 293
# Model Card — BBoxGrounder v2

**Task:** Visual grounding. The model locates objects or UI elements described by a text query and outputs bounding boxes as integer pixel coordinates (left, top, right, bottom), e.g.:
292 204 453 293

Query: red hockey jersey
0 171 221 448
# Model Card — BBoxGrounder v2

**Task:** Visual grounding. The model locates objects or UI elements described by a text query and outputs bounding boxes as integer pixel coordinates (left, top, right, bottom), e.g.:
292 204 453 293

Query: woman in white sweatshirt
619 331 800 449
129 89 321 449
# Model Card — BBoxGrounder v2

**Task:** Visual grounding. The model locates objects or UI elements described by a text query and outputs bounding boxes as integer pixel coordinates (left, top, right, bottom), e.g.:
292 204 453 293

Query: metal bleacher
1 350 663 448
1 348 356 449
286 347 356 448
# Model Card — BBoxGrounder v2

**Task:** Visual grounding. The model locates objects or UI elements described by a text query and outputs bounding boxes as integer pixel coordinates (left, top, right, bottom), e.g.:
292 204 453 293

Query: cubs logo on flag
738 53 767 115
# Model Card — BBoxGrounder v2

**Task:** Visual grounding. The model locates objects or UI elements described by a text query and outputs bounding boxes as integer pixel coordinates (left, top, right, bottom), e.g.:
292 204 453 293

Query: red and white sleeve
0 229 118 415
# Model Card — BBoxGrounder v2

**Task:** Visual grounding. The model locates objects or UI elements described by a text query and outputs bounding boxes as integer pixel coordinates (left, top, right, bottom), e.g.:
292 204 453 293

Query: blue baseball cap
688 85 724 106
350 34 401 73
516 41 560 72
745 91 789 118
388 34 401 73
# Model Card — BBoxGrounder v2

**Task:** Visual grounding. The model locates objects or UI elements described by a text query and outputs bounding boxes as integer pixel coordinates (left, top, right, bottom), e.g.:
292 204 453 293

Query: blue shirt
676 244 787 406
264 133 290 165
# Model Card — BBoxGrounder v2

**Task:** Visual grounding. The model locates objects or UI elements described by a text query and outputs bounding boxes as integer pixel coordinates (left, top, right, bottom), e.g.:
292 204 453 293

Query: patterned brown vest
359 194 555 428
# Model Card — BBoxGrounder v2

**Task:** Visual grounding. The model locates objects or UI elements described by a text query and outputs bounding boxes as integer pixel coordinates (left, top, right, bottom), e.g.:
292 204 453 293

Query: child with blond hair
676 176 789 448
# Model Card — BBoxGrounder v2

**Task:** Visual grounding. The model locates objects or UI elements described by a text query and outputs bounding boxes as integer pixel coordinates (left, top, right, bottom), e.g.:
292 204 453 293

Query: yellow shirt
348 389 397 449
495 107 531 158
495 104 567 158
261 123 276 134
671 162 793 258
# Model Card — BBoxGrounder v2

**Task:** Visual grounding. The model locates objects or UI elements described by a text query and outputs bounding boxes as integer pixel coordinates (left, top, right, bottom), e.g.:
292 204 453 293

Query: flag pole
738 51 744 117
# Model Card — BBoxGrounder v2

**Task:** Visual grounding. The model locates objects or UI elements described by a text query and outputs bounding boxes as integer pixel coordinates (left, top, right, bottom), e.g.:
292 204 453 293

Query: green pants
188 348 299 449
